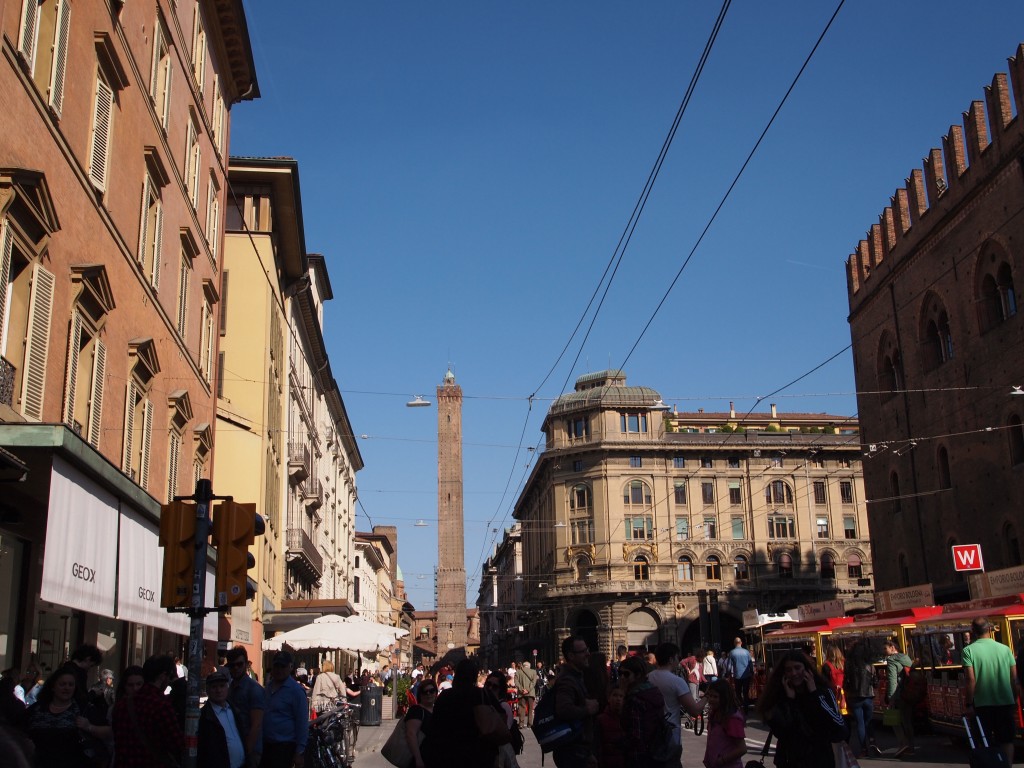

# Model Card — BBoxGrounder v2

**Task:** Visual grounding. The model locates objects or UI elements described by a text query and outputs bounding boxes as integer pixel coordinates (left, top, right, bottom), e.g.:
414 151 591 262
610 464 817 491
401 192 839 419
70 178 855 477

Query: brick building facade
846 44 1024 599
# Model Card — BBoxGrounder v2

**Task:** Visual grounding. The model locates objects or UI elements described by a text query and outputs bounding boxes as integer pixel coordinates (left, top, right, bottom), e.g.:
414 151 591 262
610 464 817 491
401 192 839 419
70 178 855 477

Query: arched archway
679 610 743 654
572 608 599 652
626 608 660 652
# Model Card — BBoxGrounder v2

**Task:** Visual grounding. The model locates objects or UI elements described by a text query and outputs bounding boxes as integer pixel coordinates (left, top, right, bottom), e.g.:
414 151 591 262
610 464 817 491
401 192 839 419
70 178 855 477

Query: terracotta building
0 0 256 675
492 371 872 662
846 45 1024 600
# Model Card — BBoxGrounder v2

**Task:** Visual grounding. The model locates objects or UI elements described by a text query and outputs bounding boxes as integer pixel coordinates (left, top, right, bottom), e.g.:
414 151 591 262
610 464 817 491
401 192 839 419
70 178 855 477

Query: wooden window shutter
184 121 195 181
122 381 136 474
211 197 219 261
19 0 39 72
167 431 179 501
151 199 163 288
0 222 14 348
48 0 71 116
177 258 189 336
191 144 201 209
89 75 114 191
20 263 54 421
161 57 172 131
149 24 161 99
193 458 202 487
87 339 106 448
140 398 153 488
137 175 151 264
219 270 228 334
216 351 224 398
61 310 83 426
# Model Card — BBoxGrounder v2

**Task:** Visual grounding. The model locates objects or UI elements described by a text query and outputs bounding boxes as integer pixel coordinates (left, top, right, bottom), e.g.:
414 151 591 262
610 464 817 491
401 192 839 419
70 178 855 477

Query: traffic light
212 501 265 607
159 500 196 608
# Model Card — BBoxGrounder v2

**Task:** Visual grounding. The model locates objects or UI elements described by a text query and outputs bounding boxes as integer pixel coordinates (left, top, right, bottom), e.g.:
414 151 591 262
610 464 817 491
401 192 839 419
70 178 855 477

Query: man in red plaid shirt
112 655 185 767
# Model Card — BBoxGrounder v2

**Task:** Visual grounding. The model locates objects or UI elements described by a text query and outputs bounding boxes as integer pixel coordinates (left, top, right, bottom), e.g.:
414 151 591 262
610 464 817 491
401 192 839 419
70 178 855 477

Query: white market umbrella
263 614 408 653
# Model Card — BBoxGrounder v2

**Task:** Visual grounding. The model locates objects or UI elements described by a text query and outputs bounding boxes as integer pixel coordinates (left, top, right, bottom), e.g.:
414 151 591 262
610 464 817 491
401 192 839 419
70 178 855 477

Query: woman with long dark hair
756 650 847 768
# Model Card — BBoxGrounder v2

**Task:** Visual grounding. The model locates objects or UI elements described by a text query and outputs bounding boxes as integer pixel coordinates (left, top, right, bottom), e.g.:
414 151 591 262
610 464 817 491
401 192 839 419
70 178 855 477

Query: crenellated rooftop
846 43 1024 302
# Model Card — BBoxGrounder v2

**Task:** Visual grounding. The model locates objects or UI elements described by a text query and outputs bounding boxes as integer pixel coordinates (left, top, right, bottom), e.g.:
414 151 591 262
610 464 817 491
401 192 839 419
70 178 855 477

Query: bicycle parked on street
309 699 360 767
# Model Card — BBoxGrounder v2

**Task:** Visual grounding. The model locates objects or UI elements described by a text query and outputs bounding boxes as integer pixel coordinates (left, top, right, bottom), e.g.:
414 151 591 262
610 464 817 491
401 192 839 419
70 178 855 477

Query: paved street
351 715 975 768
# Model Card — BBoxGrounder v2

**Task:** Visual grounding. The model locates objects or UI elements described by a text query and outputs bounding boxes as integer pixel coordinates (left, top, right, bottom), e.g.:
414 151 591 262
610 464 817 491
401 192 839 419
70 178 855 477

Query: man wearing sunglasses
551 635 599 768
226 646 266 768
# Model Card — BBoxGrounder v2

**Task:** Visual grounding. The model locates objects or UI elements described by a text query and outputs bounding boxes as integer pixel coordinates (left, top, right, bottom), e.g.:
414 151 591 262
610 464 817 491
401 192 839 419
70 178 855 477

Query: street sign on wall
952 544 984 572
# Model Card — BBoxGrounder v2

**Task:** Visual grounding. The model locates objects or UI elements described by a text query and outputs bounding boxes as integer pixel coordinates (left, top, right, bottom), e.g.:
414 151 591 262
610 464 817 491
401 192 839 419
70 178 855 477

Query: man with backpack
542 635 599 768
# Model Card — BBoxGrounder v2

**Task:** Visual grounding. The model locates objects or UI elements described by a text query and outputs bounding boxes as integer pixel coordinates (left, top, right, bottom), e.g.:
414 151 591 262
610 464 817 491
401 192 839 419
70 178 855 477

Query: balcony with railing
303 478 324 511
286 527 323 579
288 442 310 484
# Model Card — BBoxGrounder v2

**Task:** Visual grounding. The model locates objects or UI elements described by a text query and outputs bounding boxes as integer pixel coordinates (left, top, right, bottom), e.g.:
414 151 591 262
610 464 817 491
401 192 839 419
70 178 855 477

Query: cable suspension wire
469 1 735 579
616 0 846 374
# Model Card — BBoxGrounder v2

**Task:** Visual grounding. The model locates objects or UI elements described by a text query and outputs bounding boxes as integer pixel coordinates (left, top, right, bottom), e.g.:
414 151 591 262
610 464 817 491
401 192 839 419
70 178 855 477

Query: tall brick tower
436 368 467 651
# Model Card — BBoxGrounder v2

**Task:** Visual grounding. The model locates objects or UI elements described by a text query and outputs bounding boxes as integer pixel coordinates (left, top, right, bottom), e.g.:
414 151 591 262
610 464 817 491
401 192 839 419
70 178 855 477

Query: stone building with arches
479 370 873 665
846 45 1024 601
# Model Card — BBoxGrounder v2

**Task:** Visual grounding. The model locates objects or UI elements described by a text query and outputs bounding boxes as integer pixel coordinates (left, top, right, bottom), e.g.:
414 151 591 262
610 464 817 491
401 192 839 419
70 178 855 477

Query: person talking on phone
755 650 847 768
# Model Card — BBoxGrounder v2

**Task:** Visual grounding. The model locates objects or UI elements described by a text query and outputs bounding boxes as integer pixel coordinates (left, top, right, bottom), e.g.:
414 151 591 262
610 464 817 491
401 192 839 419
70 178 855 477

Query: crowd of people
3 614 1017 768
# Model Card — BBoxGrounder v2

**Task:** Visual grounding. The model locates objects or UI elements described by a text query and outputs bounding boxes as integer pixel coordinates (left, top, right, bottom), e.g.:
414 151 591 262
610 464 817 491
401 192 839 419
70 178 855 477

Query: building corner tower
436 368 467 651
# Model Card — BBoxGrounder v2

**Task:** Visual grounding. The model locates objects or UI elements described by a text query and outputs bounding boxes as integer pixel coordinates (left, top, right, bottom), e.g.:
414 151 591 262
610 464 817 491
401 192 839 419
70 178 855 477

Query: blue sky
231 1 1024 609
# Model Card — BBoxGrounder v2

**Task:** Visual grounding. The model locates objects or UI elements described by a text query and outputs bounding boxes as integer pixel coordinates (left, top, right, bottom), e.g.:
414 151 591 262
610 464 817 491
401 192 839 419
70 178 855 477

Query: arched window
765 480 793 506
778 553 793 578
706 555 722 581
569 484 591 512
937 446 952 489
734 555 749 581
677 555 693 581
1009 415 1024 466
978 251 1017 333
921 293 954 370
847 554 863 579
623 479 653 508
820 552 836 580
633 555 650 581
998 263 1017 319
573 555 592 582
890 472 902 514
877 333 904 397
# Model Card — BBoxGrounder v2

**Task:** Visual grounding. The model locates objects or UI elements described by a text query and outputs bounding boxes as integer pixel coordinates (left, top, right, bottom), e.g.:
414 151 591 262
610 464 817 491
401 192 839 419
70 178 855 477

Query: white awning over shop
118 511 189 635
41 456 119 618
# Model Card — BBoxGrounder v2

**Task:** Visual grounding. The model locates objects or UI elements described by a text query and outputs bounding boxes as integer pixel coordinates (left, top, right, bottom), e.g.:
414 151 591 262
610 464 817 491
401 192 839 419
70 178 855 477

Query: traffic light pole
176 479 233 768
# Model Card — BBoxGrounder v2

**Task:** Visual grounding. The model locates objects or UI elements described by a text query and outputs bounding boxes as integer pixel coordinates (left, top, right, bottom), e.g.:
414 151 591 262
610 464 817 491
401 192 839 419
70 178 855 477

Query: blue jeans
848 696 875 750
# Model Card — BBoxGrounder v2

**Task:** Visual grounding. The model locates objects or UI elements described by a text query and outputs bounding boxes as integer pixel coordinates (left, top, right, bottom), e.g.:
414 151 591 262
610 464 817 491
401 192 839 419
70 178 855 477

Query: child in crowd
703 679 747 768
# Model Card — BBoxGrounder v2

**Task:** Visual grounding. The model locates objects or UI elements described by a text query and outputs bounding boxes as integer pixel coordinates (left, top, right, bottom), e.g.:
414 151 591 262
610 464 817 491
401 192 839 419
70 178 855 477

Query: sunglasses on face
620 670 633 678
228 661 246 669
420 688 437 695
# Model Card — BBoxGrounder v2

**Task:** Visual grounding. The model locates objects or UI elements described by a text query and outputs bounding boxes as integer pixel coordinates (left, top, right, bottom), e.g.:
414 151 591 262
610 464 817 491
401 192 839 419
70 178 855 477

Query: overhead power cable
616 0 847 374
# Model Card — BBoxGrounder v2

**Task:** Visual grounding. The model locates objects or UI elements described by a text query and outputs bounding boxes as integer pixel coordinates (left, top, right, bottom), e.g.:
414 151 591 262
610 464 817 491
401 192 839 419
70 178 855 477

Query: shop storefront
0 425 218 683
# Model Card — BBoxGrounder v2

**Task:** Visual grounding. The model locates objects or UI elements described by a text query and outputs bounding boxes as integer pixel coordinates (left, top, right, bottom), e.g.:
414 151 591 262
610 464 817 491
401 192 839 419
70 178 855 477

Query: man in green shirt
963 617 1019 766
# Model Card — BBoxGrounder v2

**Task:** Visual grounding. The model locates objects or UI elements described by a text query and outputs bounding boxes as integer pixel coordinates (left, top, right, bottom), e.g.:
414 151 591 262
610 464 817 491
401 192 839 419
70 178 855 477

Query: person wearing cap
199 670 246 768
226 647 265 768
261 651 308 768
963 616 1019 767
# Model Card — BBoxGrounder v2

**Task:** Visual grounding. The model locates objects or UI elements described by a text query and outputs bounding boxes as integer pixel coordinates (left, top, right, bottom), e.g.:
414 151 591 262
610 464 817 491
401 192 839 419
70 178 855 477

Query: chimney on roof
770 403 777 418
729 401 735 418
698 408 704 414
